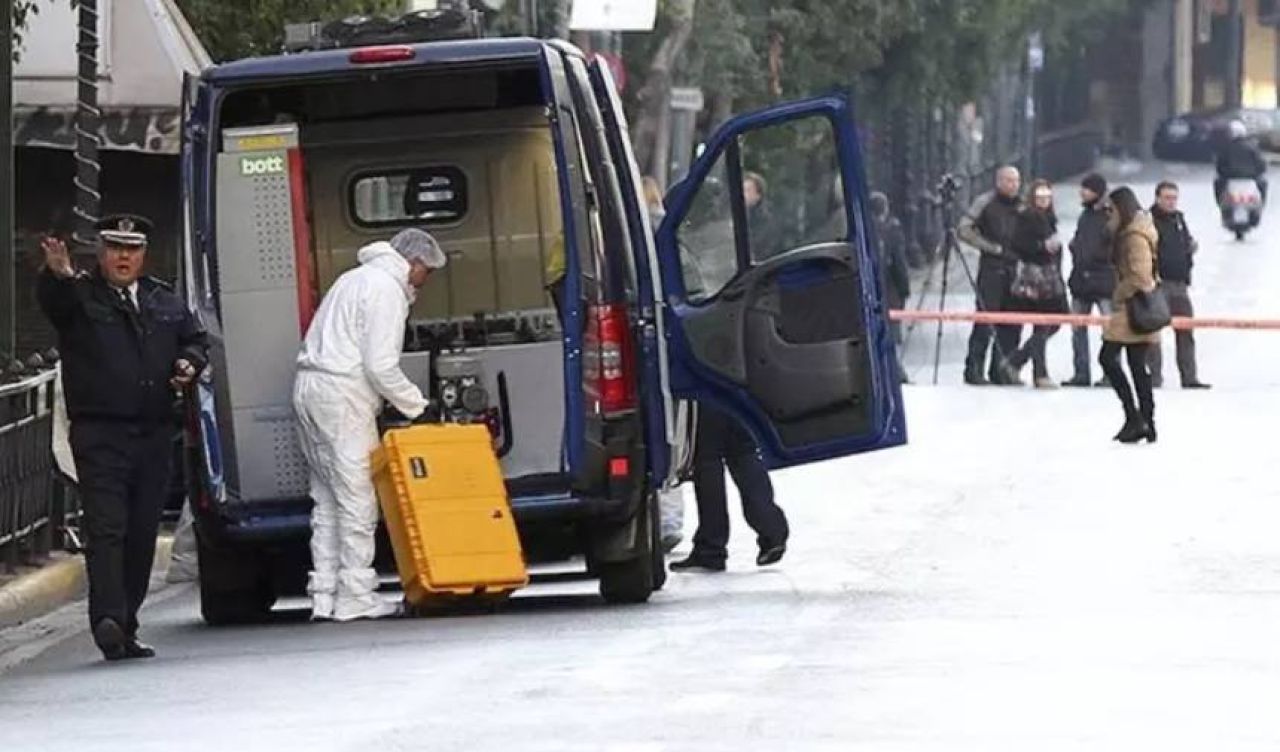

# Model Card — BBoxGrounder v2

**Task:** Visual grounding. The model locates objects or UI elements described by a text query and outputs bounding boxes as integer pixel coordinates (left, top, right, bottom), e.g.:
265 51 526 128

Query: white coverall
293 242 428 620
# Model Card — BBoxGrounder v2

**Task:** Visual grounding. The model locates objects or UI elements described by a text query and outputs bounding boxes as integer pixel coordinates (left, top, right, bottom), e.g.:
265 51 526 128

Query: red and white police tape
889 310 1280 331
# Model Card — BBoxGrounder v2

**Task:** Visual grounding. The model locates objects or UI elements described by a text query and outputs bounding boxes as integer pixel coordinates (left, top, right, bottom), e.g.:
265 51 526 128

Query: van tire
197 535 276 626
598 493 659 604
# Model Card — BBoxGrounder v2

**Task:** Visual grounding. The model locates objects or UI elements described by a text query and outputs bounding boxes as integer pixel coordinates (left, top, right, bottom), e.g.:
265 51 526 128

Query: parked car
180 31 907 624
1153 107 1280 162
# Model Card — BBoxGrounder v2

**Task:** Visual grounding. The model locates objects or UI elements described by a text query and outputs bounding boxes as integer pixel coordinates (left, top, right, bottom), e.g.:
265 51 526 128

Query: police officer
38 215 208 661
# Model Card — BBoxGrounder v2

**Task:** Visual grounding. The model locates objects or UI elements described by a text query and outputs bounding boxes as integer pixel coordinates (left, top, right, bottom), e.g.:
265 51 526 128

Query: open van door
656 95 906 469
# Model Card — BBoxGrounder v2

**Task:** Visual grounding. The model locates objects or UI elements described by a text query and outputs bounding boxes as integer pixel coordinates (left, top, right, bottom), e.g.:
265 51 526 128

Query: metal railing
0 367 78 573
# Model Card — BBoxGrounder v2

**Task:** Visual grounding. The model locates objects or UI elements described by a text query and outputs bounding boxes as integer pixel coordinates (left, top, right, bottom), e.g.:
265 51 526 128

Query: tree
175 0 403 62
12 0 41 60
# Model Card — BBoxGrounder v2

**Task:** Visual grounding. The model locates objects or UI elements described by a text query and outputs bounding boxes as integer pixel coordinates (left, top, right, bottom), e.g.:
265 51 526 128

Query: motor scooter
1220 178 1264 241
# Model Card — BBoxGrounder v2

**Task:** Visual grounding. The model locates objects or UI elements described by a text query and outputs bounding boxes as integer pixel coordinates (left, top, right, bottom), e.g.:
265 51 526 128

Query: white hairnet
389 228 447 269
1228 120 1248 140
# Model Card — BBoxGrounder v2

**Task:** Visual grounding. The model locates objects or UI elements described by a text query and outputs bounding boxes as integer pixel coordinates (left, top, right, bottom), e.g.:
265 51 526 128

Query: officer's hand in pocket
169 359 197 390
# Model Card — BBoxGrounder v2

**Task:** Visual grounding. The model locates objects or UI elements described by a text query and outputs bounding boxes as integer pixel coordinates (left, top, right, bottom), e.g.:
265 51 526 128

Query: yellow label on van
233 135 289 152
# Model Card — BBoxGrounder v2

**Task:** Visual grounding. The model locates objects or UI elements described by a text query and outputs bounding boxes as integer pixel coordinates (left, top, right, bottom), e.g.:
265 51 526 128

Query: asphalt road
2 168 1278 751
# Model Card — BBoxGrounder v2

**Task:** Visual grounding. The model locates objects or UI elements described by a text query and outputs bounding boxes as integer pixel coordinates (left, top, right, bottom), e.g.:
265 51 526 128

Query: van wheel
598 493 659 604
197 534 276 626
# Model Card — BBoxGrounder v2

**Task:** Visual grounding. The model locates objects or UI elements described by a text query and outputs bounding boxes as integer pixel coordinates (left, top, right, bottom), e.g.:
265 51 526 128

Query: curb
0 536 174 631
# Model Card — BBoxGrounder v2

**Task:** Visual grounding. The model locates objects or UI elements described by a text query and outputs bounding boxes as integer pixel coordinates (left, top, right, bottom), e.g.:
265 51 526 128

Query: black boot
1115 412 1151 444
963 363 990 386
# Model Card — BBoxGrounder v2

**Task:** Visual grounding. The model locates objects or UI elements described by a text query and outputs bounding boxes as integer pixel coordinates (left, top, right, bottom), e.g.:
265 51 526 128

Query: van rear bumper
201 491 630 544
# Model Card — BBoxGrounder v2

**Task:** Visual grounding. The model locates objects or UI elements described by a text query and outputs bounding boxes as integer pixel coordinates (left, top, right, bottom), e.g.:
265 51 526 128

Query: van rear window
350 166 468 227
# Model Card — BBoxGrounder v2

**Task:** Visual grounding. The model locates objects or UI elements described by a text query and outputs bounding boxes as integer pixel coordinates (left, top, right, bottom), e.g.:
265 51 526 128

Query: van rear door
655 95 906 469
583 57 689 486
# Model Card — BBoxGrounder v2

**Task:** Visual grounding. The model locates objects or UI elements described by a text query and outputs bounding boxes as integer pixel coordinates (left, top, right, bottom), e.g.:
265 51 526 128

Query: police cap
96 214 153 248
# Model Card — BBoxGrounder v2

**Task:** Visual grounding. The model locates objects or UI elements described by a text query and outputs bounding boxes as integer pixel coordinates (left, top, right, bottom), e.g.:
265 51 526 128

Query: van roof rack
283 9 484 53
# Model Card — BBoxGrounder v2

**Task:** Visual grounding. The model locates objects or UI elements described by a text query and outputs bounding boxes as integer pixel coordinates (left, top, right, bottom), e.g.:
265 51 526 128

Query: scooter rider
293 228 447 622
1214 120 1268 213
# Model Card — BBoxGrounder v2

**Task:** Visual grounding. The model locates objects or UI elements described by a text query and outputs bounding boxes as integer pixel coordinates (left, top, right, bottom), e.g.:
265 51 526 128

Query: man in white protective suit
293 228 447 621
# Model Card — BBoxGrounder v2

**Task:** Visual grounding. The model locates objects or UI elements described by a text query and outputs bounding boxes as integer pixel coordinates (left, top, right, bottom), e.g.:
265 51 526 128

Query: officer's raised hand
40 235 75 278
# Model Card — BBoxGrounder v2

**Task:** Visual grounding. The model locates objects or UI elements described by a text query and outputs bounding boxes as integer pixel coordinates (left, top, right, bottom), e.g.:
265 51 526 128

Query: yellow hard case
371 424 528 606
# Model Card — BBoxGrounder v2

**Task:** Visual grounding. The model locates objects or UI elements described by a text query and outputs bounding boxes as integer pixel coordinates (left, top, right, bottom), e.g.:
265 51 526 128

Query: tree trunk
631 0 697 180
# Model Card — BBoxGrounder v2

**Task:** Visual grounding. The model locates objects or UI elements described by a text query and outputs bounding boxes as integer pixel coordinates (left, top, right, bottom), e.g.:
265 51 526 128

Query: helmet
1227 120 1248 140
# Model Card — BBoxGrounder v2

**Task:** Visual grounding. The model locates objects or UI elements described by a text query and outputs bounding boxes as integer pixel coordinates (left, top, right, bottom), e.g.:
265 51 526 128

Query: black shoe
1093 377 1111 388
1061 376 1091 388
1115 416 1152 444
669 554 726 573
1144 420 1158 443
997 361 1025 386
964 371 991 386
92 618 128 662
123 638 156 660
756 544 787 567
1182 381 1212 390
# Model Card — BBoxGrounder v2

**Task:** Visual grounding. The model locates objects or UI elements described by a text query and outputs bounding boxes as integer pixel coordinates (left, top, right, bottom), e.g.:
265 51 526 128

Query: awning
14 106 181 155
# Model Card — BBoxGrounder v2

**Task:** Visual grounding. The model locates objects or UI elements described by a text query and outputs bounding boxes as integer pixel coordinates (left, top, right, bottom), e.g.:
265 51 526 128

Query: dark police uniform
36 215 207 659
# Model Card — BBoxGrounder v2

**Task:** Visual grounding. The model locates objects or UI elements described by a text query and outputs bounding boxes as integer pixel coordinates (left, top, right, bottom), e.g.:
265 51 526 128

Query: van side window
739 117 846 260
675 114 851 303
677 158 737 304
349 166 468 227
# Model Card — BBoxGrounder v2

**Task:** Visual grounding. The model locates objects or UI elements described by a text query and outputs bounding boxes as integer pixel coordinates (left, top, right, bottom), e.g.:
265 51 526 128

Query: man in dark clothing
670 405 789 573
744 171 782 260
1063 173 1116 387
958 165 1024 385
1148 182 1210 389
1214 121 1267 209
38 215 209 661
871 192 911 383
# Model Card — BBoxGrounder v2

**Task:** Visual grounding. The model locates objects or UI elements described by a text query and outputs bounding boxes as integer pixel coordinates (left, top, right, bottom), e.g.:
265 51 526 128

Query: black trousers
70 421 174 635
690 407 788 562
966 263 1023 378
1099 342 1155 423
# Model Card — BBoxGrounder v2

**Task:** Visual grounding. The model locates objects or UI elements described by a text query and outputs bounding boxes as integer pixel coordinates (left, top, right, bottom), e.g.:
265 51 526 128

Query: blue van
180 36 906 623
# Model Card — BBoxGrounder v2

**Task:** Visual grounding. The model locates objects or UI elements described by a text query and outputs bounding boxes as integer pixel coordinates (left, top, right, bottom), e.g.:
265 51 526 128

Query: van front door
656 96 906 469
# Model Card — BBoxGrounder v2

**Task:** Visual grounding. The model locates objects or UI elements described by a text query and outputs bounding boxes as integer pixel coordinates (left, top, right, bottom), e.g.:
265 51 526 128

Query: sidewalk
0 536 174 631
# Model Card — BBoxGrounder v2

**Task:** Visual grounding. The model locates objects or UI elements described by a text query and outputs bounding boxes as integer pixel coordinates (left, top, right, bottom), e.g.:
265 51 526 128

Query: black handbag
1127 284 1171 334
1011 261 1066 301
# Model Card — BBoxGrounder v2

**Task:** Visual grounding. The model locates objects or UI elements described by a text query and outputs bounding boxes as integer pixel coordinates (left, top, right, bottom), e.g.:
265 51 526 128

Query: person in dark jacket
1147 181 1210 389
958 166 1024 385
1001 180 1069 388
37 215 208 661
1214 120 1267 208
871 192 911 383
1063 173 1116 387
744 171 782 260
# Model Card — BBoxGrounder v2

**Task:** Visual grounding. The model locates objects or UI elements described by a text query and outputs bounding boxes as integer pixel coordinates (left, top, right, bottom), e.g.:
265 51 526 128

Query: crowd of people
940 164 1218 443
954 166 1210 395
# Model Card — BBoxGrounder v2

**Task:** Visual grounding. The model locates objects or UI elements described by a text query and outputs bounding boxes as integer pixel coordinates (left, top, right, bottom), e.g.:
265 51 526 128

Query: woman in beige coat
1099 187 1160 444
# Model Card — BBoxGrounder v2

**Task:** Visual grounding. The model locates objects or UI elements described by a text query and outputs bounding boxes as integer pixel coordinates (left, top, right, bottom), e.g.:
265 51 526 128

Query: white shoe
332 597 402 622
311 593 335 622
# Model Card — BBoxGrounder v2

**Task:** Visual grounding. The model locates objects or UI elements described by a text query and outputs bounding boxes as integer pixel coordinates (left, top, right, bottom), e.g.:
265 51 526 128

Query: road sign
570 0 657 31
669 87 704 112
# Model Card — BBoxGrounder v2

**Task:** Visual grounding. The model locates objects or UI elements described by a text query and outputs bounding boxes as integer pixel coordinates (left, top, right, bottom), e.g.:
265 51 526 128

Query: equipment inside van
181 31 907 624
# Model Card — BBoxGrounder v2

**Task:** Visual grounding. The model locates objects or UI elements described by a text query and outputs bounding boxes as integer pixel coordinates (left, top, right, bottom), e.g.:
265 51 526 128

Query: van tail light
349 46 415 64
585 304 636 414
